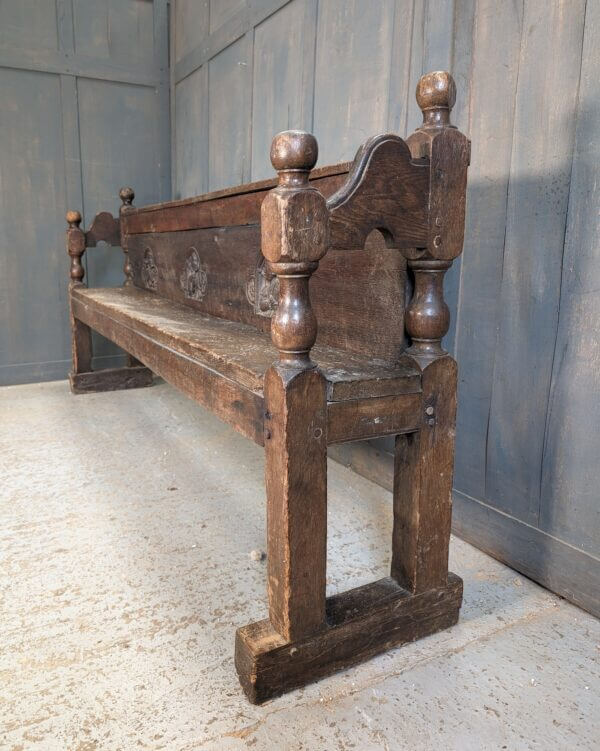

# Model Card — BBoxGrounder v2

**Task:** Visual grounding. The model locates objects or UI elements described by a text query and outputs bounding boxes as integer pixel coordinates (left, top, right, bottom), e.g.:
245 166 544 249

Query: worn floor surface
1 380 598 750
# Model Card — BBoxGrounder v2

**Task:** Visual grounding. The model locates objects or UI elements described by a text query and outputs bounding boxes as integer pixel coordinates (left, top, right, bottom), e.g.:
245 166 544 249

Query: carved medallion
246 256 279 317
142 247 158 290
180 247 208 301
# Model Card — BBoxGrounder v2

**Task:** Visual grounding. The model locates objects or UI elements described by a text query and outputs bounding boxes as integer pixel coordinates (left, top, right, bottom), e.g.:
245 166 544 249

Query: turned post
261 131 329 641
392 71 469 593
404 71 470 364
405 258 451 359
262 131 329 369
66 209 92 376
119 187 135 286
66 210 86 288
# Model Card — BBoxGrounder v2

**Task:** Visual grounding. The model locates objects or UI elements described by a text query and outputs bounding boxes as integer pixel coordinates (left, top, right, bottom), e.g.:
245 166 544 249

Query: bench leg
68 311 153 395
235 358 463 704
391 356 458 593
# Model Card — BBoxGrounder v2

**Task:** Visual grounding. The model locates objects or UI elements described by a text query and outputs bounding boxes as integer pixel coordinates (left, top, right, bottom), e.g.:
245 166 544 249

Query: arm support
65 187 136 288
261 131 329 369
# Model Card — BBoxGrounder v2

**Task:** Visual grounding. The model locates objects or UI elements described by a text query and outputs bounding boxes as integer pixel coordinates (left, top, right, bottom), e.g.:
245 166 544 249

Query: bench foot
69 365 153 394
235 572 462 704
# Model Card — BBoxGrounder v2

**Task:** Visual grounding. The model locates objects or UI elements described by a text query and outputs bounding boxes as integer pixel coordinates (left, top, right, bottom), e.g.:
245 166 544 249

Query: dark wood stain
65 72 469 702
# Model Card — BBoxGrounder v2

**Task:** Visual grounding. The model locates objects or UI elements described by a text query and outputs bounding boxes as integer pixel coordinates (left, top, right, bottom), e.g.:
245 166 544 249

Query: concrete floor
1 380 598 751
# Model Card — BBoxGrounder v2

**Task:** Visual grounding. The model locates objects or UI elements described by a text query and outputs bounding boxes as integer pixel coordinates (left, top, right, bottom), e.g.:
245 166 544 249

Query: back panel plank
121 166 349 234
127 227 407 361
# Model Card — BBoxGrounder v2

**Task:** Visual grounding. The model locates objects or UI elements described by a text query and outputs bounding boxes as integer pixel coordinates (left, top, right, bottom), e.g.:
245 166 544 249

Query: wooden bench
65 71 469 703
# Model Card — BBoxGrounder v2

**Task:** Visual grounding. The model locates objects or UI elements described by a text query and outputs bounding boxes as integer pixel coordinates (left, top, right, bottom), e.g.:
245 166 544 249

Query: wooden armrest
66 187 136 288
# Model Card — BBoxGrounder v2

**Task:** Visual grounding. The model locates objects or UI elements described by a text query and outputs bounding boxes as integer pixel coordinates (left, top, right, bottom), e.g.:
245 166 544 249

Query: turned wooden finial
66 210 82 228
119 187 135 285
416 71 456 129
270 130 318 184
66 210 86 286
261 130 328 369
119 186 135 207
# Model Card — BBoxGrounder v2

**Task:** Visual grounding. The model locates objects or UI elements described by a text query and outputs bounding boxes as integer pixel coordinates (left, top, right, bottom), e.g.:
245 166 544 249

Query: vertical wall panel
208 37 250 190
73 0 155 67
540 1 600 554
210 0 245 33
0 69 68 372
387 0 421 136
175 66 209 198
0 0 170 384
77 84 166 358
0 0 58 49
251 0 309 180
453 0 523 501
313 0 396 164
77 79 163 286
485 0 586 520
174 0 209 63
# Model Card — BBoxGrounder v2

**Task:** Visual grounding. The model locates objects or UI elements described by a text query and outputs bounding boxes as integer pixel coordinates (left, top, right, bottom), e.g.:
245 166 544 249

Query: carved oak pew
65 72 469 703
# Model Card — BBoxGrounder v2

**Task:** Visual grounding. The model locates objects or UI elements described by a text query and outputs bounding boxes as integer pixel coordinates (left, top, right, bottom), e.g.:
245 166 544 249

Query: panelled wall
0 0 170 385
171 0 599 616
172 0 454 194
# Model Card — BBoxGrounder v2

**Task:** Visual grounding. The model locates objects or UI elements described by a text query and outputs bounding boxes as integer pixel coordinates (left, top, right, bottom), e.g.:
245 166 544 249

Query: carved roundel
141 247 158 291
180 247 208 301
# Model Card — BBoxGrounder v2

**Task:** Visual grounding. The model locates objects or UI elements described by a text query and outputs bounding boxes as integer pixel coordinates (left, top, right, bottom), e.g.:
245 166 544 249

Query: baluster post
261 131 330 641
393 71 469 593
119 186 135 286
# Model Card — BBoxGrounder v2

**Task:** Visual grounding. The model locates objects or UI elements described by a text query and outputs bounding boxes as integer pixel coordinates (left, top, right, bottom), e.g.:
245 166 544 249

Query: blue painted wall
0 0 170 384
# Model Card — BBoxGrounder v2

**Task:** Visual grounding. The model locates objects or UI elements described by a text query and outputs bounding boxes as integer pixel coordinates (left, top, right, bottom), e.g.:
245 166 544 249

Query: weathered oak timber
392 357 457 592
69 286 420 402
327 134 429 250
327 393 421 444
66 210 93 381
64 71 470 703
261 131 330 642
235 573 463 703
264 366 327 641
119 163 350 235
70 291 265 445
69 366 153 394
126 225 409 361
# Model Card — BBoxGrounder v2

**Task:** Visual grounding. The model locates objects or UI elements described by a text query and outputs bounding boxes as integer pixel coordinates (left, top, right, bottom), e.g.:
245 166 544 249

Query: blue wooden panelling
485 1 586 520
175 65 209 198
208 36 250 190
540 0 600 555
312 0 396 164
453 0 523 502
0 0 58 50
0 0 170 385
0 69 69 376
250 0 313 180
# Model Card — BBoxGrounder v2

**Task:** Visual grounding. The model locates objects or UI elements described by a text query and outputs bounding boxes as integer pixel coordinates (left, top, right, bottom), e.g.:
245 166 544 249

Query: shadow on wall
350 139 599 613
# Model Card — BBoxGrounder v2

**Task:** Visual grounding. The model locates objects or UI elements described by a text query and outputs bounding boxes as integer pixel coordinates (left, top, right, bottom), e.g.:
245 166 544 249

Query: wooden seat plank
71 286 421 401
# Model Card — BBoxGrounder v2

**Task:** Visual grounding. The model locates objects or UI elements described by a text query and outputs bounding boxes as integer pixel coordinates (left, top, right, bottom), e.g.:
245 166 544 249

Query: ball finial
119 186 135 205
270 130 318 173
66 210 82 227
416 71 456 126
